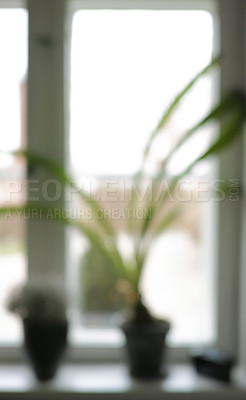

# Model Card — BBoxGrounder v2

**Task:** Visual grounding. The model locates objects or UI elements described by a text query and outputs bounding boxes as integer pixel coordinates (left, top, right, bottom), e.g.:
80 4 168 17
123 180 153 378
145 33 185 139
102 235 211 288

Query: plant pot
23 319 68 381
121 319 170 378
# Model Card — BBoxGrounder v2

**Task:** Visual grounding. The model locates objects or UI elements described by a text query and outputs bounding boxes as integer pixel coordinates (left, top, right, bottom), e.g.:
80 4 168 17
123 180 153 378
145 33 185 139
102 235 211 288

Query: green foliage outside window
80 245 126 313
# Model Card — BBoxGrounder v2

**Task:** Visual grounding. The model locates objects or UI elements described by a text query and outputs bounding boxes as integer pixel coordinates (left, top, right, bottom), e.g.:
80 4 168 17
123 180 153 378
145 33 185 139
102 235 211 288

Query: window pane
69 9 215 344
0 9 28 343
70 9 213 176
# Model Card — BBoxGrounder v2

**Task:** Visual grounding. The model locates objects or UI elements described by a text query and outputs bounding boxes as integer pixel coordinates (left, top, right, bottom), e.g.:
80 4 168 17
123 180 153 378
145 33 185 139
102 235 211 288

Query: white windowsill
0 325 214 363
0 363 245 400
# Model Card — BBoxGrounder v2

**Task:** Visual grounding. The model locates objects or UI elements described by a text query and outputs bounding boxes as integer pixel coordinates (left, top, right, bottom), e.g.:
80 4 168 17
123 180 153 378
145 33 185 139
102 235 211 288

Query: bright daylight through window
69 8 216 345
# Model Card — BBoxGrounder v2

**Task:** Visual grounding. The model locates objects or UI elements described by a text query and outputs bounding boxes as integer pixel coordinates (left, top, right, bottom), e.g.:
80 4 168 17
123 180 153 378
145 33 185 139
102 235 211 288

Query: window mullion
27 0 66 288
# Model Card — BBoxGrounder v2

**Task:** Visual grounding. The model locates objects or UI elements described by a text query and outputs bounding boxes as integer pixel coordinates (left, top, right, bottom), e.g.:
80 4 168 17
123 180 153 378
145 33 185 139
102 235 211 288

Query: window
0 0 244 363
68 4 216 345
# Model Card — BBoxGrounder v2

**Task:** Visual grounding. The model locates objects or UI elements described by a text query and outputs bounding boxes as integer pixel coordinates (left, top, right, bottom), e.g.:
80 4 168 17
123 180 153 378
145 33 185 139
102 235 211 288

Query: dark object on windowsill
24 318 68 381
191 348 234 383
6 284 68 381
121 301 170 379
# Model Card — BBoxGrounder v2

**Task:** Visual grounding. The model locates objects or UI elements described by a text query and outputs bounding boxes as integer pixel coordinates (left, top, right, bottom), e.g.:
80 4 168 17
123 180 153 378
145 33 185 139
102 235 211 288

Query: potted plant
6 284 68 380
1 58 246 377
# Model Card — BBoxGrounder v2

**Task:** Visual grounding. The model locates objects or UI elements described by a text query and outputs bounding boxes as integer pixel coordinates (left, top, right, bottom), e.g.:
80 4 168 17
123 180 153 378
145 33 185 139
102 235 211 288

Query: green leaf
13 150 115 238
180 109 245 177
0 203 131 283
152 207 181 238
159 90 245 173
138 177 178 240
143 56 220 161
137 92 245 245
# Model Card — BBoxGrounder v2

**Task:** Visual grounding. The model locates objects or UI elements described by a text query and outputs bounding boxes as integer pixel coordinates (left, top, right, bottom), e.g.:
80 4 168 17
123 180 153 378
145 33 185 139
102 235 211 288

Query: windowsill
0 363 245 399
0 325 214 363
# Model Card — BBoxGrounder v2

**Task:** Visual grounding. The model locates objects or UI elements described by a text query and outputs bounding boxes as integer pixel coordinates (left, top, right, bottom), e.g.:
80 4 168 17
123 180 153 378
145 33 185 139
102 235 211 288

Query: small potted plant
7 284 68 381
1 57 246 378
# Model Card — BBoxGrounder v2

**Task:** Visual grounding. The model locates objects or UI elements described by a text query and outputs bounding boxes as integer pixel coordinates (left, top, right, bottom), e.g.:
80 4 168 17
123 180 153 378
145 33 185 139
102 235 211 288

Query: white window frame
1 0 245 367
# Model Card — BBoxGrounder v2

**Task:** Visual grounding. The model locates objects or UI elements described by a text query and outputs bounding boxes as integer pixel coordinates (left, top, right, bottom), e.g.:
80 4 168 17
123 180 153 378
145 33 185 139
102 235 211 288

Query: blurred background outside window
69 9 216 345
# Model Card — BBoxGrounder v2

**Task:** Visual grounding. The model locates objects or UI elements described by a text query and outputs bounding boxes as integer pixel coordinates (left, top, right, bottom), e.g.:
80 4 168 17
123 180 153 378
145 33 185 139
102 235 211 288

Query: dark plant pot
121 319 170 378
23 319 68 381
